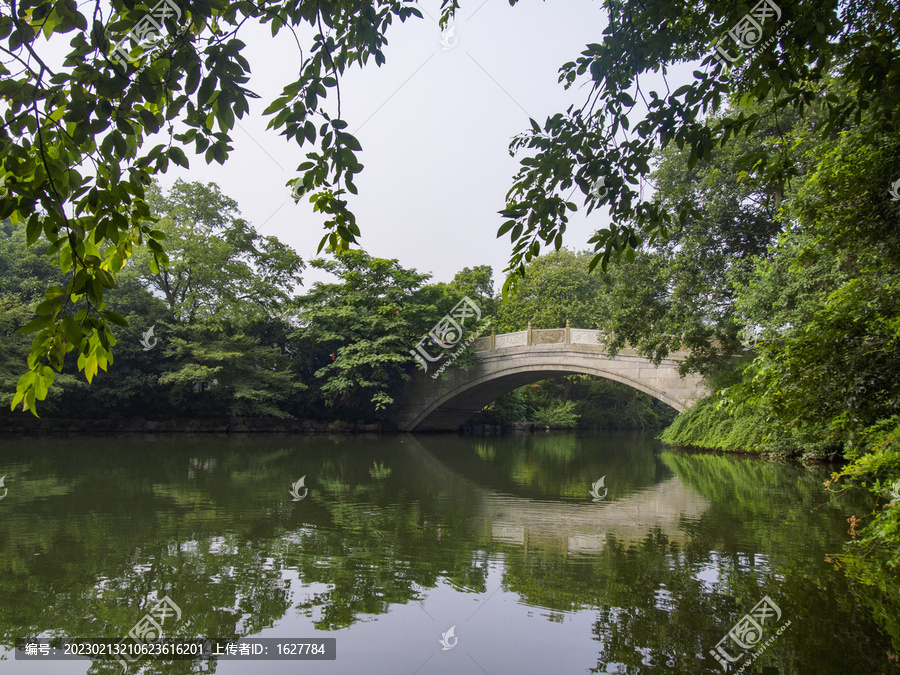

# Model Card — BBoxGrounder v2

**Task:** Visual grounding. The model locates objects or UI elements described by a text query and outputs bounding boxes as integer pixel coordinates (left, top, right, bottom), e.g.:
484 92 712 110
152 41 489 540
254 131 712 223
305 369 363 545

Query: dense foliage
492 250 604 331
290 249 442 417
1 181 664 426
0 181 438 420
643 94 900 646
499 1 900 289
476 375 677 431
8 0 900 411
0 0 432 412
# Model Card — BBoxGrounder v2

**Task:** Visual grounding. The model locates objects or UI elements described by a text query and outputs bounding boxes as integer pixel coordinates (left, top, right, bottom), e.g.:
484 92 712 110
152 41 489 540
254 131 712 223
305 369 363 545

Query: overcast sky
151 0 623 290
33 1 696 290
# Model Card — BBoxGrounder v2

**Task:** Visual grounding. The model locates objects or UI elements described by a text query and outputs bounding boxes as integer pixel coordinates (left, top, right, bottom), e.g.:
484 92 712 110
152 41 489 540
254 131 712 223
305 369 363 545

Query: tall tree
590 101 793 374
137 180 304 323
494 249 605 332
499 2 900 287
131 180 304 417
731 119 900 453
292 250 440 418
158 320 301 418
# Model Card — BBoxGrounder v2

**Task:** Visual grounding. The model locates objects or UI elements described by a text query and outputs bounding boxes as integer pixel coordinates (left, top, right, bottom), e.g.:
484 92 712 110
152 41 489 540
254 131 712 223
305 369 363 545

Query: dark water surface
0 431 891 674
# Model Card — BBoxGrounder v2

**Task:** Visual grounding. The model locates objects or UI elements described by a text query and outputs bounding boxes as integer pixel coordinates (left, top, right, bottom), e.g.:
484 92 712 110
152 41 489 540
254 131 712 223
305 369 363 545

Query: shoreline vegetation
659 391 900 654
0 417 667 435
0 416 391 434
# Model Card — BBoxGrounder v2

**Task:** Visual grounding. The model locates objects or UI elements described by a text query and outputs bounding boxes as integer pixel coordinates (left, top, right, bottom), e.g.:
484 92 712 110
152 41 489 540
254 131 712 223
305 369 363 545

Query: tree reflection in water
0 432 890 673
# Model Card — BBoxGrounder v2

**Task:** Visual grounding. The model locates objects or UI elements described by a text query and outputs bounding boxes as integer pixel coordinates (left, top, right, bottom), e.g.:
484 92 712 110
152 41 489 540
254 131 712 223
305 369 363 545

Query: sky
30 0 699 291
153 0 618 290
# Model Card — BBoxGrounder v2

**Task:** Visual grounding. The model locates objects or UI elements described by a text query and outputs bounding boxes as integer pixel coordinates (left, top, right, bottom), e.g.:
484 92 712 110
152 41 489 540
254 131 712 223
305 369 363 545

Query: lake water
0 431 891 674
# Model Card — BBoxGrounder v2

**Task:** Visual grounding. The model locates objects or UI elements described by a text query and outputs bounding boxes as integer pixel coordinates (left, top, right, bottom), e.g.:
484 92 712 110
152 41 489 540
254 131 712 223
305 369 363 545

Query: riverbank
658 394 846 461
0 415 677 436
660 391 900 656
0 416 392 434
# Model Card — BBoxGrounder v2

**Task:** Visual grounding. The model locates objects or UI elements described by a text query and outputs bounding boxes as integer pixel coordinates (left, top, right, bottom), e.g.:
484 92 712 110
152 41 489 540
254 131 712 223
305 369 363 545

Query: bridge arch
392 328 705 432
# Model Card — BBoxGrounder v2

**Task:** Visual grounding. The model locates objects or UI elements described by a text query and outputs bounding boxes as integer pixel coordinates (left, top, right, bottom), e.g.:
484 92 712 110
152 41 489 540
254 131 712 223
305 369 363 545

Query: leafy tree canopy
589 98 799 374
4 0 898 409
1 0 424 411
159 320 302 418
499 0 900 288
441 265 496 318
291 249 440 417
137 179 304 322
494 248 605 331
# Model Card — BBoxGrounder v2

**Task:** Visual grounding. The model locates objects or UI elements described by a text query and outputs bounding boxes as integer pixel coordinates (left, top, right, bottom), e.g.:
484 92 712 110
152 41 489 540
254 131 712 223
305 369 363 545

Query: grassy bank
660 393 900 651
659 393 843 460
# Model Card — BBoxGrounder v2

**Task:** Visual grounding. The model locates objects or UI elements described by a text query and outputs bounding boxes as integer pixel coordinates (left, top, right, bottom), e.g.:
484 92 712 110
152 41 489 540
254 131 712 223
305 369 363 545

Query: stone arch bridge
392 324 706 432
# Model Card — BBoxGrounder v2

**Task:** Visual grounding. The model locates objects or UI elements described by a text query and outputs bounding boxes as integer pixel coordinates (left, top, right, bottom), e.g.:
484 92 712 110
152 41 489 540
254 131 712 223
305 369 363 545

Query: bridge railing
472 321 603 353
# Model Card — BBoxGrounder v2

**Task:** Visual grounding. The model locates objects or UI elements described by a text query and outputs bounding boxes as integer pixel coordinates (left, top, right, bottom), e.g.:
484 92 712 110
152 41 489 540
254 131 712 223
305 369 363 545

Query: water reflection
406 434 711 555
0 432 892 674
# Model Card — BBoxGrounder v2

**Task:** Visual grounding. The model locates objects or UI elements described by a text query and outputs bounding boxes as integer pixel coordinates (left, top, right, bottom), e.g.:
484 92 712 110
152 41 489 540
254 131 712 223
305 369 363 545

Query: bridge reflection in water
404 433 711 556
484 476 709 555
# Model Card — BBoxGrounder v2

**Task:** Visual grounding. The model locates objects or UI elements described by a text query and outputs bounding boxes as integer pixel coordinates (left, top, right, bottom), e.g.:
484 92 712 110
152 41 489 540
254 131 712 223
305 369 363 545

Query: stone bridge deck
392 325 706 432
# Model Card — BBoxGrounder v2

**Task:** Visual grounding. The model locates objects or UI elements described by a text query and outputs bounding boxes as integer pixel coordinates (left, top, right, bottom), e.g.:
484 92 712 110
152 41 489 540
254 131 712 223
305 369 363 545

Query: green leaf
497 221 516 236
168 147 189 168
103 311 129 327
62 316 82 346
18 316 54 334
26 216 41 245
